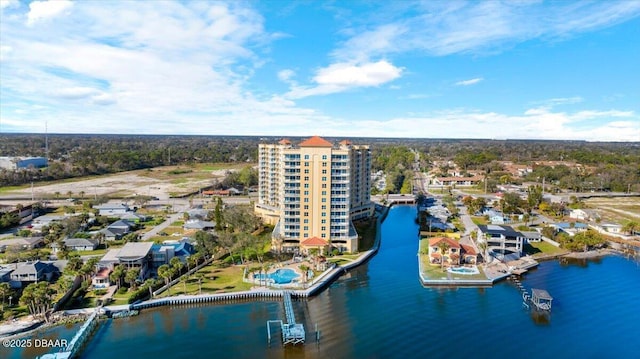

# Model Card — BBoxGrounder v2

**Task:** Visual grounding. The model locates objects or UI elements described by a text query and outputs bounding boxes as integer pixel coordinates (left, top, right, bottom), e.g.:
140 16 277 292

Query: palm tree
299 264 309 283
477 240 489 264
186 255 197 275
196 273 205 295
437 241 451 271
622 221 639 236
180 275 188 294
125 268 140 290
157 265 171 295
170 257 183 277
79 191 85 199
0 283 11 311
110 266 125 289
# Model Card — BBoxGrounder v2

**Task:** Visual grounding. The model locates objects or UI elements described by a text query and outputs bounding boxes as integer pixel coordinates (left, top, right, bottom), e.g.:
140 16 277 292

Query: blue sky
1 0 639 141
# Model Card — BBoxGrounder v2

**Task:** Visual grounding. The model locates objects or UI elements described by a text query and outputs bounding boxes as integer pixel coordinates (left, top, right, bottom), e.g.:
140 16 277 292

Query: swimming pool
255 268 300 284
447 266 480 275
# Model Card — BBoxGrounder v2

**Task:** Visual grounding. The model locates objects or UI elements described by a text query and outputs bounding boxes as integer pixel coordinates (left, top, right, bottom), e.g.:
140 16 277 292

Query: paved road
141 211 185 241
458 205 477 236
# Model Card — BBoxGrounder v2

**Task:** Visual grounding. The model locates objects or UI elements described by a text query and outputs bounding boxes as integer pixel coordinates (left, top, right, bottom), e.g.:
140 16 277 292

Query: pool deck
418 247 540 287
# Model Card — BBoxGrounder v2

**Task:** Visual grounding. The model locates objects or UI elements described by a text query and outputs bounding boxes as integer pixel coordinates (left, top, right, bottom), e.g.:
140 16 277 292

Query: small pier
530 288 553 311
39 308 101 359
267 291 306 346
509 276 553 312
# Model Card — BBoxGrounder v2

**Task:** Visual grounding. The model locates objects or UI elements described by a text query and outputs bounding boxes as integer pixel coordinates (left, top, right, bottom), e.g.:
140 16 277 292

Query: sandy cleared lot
3 165 238 201
583 197 640 223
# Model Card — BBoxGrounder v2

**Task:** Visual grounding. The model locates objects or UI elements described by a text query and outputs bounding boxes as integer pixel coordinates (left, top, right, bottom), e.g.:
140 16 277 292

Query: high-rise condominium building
255 136 374 254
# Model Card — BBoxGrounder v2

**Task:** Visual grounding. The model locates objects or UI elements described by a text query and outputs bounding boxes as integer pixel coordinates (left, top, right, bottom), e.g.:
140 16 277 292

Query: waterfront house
521 231 542 243
428 237 461 266
151 239 195 267
97 242 153 280
92 267 111 289
9 260 59 287
0 236 45 253
459 244 478 264
0 266 14 283
94 203 131 216
476 225 525 261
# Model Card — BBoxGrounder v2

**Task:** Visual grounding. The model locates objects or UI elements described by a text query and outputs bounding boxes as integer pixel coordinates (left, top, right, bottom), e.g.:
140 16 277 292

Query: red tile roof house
428 237 461 266
428 237 477 266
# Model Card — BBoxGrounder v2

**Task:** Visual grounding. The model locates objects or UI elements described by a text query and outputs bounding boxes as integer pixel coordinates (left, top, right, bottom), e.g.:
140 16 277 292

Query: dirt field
2 164 250 201
583 197 640 223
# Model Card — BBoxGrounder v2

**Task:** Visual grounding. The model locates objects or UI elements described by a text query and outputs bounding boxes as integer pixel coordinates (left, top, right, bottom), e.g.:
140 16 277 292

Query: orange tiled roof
299 136 333 147
301 237 329 246
339 139 352 145
460 244 477 255
428 237 461 248
279 139 292 145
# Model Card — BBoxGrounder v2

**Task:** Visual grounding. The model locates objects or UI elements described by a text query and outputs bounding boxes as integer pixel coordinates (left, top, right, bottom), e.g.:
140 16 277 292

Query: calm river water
4 205 640 359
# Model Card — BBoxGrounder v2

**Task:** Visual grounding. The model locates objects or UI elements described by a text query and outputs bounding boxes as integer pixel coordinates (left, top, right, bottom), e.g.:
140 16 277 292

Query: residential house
459 244 478 264
431 176 483 187
0 266 14 283
186 208 209 220
31 214 65 231
101 219 136 240
97 242 153 280
94 203 130 216
521 231 542 243
600 223 623 234
569 209 600 222
183 219 216 231
92 267 111 289
477 225 525 261
9 260 59 287
120 212 150 223
0 236 45 253
51 238 98 253
483 209 509 225
151 239 195 267
428 237 461 266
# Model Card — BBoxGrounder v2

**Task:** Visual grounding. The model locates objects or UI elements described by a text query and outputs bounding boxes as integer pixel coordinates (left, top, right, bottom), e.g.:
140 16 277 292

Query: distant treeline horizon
0 133 638 192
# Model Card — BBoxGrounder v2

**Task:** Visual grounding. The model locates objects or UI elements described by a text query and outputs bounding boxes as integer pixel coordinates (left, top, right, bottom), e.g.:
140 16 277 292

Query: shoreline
0 206 391 339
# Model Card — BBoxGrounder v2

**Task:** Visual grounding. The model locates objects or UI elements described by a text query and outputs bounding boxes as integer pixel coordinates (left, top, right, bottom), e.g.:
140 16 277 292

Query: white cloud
278 69 295 82
1 0 18 10
27 0 73 25
315 60 401 87
455 77 483 86
54 86 99 99
286 60 402 99
331 1 640 60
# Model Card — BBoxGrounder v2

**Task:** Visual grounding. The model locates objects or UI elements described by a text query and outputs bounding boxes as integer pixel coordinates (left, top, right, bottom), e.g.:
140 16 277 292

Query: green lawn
471 216 489 225
418 238 488 281
76 248 109 256
157 264 251 297
525 241 568 257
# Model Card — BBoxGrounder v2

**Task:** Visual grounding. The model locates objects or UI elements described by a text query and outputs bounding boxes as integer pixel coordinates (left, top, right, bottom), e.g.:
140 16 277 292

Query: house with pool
476 225 524 261
428 237 477 266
